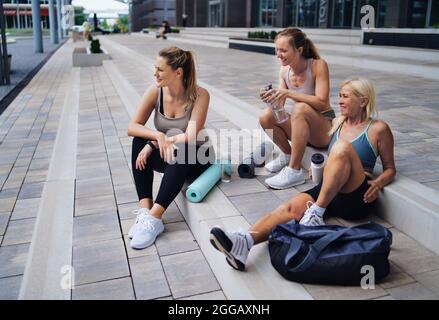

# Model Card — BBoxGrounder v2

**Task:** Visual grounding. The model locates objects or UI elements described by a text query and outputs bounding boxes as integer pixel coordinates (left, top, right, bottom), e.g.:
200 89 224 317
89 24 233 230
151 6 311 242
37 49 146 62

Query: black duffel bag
268 221 392 286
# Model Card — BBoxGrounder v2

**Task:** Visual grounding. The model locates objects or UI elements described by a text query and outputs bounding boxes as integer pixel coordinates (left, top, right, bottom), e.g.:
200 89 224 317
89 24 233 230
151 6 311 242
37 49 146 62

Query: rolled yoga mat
238 141 274 178
186 160 232 203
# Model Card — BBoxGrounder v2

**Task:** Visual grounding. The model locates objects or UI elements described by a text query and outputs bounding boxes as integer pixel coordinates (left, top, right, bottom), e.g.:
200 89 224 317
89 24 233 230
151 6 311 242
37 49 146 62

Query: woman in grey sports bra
126 47 213 250
259 28 335 190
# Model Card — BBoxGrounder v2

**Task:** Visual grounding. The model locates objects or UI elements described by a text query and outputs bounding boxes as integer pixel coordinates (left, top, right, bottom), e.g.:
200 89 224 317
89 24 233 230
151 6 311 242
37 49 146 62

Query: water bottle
264 83 289 124
311 153 325 185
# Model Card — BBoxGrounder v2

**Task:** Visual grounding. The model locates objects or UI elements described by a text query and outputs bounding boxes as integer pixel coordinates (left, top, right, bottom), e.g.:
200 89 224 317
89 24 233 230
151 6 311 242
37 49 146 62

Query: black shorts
304 177 375 220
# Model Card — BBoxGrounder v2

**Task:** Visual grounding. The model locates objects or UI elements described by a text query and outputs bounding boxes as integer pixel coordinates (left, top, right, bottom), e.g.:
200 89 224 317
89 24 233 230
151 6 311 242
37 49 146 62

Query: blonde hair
158 47 198 106
329 78 377 136
275 28 320 59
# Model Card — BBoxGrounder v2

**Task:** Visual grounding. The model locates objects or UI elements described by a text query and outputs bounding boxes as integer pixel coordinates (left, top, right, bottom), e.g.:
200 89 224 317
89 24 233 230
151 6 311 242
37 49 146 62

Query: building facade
175 0 439 28
3 0 53 29
130 0 176 32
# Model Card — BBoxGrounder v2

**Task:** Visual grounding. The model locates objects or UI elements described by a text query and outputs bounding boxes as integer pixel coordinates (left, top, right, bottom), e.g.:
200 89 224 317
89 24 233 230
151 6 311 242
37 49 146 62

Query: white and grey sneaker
209 227 251 271
300 201 325 227
128 208 150 239
130 214 164 249
265 153 291 173
265 166 307 189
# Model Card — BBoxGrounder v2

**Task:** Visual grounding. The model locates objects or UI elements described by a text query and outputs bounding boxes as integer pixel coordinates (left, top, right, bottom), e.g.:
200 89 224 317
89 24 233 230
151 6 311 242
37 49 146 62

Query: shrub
88 33 93 41
90 39 102 53
171 28 180 33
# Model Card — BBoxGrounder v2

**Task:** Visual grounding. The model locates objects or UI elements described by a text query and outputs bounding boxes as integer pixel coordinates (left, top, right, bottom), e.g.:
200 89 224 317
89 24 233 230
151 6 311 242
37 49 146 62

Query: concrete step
101 37 439 300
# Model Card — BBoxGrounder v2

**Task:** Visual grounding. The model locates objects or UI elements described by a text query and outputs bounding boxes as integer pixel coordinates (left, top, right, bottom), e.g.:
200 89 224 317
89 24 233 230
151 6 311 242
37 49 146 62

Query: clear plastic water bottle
265 83 289 124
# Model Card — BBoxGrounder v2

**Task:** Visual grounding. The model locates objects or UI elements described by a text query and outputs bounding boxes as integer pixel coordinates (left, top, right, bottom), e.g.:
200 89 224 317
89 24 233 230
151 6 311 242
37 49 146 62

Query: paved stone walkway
0 35 438 300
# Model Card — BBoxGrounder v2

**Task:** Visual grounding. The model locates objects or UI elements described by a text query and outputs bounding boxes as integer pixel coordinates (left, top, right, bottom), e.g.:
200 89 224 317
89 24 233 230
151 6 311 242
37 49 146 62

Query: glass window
260 0 277 27
429 0 439 27
332 0 354 28
409 0 428 28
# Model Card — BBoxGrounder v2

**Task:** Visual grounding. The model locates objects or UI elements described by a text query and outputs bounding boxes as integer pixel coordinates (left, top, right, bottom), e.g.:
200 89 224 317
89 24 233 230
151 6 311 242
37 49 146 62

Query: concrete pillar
31 0 43 53
49 0 58 44
57 0 63 40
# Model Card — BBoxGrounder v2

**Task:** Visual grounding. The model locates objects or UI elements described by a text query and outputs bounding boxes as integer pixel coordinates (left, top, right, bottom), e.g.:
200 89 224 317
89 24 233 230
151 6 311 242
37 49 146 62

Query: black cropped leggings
131 137 214 209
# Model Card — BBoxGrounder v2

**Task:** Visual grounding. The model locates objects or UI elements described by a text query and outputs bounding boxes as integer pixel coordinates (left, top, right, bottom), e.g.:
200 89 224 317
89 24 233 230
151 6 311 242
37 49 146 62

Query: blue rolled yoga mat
186 160 232 203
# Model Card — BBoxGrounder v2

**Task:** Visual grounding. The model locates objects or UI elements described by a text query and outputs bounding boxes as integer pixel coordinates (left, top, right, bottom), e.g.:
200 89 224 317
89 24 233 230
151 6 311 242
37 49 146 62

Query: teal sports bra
328 120 378 171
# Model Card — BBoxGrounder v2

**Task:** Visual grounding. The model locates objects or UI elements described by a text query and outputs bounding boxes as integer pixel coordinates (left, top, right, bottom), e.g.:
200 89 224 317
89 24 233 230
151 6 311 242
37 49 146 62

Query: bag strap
289 223 388 273
289 227 354 273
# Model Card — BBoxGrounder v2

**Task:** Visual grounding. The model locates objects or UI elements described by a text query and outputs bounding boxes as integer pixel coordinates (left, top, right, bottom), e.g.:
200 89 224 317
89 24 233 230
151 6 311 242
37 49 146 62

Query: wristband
146 141 156 150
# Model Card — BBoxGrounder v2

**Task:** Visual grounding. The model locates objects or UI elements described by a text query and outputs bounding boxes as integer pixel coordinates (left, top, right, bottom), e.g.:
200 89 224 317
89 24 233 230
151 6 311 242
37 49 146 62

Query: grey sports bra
153 87 209 145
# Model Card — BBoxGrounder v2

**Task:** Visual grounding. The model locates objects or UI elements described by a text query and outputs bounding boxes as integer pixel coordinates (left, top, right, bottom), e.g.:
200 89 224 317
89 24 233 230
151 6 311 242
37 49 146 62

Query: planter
72 47 111 67
229 37 275 55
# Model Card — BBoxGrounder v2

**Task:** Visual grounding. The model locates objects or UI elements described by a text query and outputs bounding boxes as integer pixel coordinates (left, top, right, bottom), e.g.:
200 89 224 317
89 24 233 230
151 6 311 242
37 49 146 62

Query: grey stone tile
229 191 282 224
10 198 40 220
161 250 220 299
413 270 439 297
389 229 439 275
121 218 136 236
2 218 36 246
72 277 135 300
155 222 199 257
0 243 30 278
336 214 393 229
0 212 10 235
373 295 395 300
23 169 47 184
114 184 139 205
75 177 114 199
130 255 171 300
73 238 129 286
386 282 439 300
304 283 388 300
0 235 2 245
163 202 184 224
74 194 117 217
124 235 157 259
0 197 16 213
2 167 27 189
73 212 121 245
118 202 139 220
178 290 226 300
217 177 267 197
272 187 300 202
18 182 45 200
0 275 23 300
380 262 416 289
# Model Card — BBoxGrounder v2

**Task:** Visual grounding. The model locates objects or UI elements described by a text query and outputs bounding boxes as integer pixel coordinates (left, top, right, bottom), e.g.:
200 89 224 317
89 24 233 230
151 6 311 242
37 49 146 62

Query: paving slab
0 243 29 278
0 275 23 300
130 254 171 300
10 198 40 221
413 270 439 297
0 212 9 235
2 218 36 246
155 222 199 257
161 250 221 299
73 211 121 245
385 282 439 300
73 238 129 286
74 194 117 217
72 277 135 300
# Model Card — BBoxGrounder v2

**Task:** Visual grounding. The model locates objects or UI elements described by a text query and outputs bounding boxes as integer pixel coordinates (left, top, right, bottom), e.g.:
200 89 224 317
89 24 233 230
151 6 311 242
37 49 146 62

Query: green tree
74 6 87 25
101 19 109 30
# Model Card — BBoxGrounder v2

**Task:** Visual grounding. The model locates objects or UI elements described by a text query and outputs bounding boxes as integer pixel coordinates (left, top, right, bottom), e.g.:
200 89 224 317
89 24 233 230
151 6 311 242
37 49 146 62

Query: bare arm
127 85 165 141
373 121 397 188
363 121 397 203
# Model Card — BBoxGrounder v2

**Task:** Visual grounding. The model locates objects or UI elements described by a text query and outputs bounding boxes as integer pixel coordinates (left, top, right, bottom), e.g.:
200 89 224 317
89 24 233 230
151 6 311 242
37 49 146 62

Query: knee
330 140 353 159
259 108 275 129
292 103 312 120
274 202 300 222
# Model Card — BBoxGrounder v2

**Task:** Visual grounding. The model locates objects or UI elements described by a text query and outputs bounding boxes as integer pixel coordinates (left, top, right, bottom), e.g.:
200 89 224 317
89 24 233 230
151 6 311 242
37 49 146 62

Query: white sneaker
128 208 150 239
265 153 291 173
130 214 164 249
300 201 325 227
265 166 306 189
209 227 250 271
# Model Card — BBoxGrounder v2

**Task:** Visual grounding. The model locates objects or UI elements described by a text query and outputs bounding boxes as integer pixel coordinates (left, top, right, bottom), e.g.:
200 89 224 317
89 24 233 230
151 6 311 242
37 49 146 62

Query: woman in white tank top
259 28 335 190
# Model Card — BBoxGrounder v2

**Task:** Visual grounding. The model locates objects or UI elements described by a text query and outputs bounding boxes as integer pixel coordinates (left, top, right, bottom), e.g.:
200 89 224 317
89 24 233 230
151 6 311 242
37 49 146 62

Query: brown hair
158 47 198 106
275 28 320 59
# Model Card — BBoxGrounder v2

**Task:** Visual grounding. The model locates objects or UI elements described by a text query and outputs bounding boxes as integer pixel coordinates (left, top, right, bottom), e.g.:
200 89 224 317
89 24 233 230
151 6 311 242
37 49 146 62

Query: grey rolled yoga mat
238 141 274 178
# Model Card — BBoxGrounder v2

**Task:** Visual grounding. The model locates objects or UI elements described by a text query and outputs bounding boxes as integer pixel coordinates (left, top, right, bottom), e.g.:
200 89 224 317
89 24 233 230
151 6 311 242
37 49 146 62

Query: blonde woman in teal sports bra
210 78 396 271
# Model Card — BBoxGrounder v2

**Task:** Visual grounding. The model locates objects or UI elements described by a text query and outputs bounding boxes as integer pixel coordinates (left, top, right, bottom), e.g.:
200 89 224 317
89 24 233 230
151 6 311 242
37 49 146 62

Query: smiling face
275 36 303 67
339 84 368 118
153 56 182 87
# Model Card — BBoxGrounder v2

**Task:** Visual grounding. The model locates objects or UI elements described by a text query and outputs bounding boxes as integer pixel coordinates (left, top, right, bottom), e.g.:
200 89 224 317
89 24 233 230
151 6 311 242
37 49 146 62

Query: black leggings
131 137 214 209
